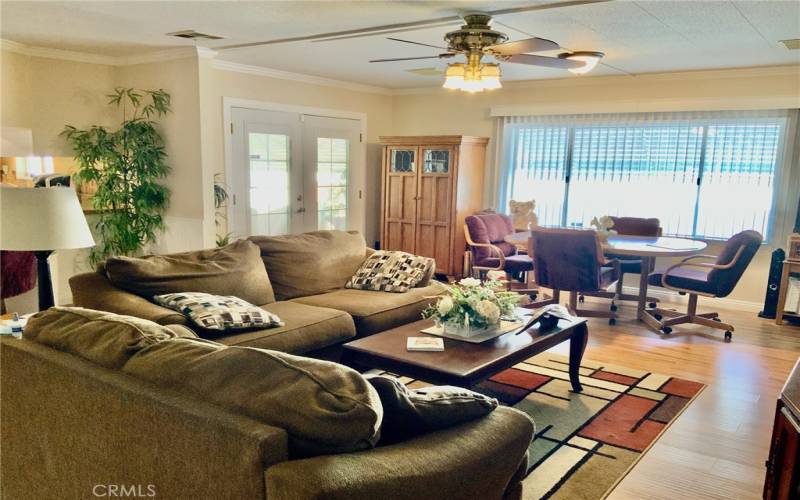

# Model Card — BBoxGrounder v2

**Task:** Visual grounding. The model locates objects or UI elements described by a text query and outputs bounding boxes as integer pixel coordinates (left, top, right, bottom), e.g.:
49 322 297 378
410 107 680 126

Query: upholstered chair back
608 216 662 237
709 230 762 297
529 227 605 292
465 213 517 264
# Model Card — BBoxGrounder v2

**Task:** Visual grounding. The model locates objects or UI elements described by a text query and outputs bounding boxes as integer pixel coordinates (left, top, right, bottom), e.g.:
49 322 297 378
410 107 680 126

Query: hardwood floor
544 298 800 500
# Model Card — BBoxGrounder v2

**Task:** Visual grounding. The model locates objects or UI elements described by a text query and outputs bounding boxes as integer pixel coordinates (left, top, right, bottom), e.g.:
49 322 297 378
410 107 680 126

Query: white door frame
222 97 368 236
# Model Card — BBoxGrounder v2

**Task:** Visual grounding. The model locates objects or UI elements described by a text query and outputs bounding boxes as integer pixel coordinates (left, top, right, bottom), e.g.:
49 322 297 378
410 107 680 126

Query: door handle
297 207 306 213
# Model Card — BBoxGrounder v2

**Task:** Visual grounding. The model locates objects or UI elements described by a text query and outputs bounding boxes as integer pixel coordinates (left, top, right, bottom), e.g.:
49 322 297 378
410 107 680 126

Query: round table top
503 231 707 257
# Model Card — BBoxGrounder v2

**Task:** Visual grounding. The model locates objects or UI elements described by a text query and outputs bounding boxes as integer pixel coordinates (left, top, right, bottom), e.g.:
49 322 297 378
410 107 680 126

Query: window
503 114 786 239
316 137 349 231
248 133 290 236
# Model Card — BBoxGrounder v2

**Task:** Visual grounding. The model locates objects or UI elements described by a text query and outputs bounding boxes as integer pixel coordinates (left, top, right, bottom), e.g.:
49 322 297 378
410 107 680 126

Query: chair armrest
679 254 717 263
265 406 534 500
69 272 187 325
463 226 506 270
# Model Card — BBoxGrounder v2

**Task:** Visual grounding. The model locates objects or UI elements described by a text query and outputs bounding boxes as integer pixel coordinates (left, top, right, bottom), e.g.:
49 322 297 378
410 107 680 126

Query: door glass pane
390 149 415 173
423 149 449 173
249 132 290 235
317 137 349 230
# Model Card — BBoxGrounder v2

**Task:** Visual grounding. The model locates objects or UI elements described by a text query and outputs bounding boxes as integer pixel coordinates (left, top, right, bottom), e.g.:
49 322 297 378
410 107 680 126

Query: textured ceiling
2 0 798 89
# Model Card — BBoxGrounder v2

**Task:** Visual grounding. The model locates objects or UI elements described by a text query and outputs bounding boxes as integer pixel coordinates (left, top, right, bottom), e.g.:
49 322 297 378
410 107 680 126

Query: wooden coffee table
342 313 589 391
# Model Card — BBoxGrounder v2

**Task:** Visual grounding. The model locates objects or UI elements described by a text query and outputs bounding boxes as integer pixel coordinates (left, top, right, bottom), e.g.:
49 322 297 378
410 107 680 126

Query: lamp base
33 250 54 311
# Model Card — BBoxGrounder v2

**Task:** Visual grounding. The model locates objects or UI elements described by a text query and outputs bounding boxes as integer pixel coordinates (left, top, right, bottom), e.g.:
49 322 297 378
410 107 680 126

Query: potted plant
423 277 521 337
62 88 171 263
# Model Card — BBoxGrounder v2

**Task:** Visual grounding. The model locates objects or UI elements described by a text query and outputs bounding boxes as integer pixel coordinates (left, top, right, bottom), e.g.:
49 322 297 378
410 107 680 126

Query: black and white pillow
154 292 283 331
346 251 432 293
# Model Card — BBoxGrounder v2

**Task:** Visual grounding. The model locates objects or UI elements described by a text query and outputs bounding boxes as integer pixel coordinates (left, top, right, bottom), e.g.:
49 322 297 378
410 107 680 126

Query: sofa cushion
248 230 366 300
291 281 448 337
154 292 283 331
367 375 497 445
24 307 187 369
122 337 383 458
215 301 356 354
346 250 433 293
104 240 275 305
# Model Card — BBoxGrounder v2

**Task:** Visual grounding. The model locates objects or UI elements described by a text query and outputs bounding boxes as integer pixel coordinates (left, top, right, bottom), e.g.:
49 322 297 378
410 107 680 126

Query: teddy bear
509 199 538 231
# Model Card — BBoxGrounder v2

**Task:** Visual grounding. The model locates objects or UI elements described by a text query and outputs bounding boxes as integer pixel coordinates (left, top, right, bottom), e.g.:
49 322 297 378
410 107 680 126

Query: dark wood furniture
764 358 800 500
379 135 488 277
342 313 589 391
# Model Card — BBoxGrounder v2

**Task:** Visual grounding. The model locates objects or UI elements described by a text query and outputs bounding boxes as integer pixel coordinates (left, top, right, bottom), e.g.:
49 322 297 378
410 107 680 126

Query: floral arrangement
424 277 521 332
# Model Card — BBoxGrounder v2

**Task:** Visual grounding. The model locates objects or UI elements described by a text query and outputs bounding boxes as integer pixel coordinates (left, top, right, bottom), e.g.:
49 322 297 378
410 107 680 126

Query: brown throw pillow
123 338 383 458
366 375 498 445
104 239 275 306
24 307 188 369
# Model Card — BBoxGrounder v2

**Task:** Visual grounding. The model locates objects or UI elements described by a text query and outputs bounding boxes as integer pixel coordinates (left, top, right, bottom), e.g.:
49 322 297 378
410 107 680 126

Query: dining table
503 231 707 328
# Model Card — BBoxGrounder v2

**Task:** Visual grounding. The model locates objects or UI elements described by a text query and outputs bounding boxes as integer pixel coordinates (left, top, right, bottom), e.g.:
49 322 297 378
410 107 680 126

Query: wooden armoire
379 135 488 277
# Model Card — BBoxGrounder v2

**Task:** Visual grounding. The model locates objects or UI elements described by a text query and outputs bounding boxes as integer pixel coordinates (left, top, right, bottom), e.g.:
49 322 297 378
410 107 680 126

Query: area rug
379 353 705 500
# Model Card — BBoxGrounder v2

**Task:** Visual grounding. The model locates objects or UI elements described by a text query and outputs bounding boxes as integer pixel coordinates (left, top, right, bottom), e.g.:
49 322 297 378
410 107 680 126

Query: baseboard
616 285 762 313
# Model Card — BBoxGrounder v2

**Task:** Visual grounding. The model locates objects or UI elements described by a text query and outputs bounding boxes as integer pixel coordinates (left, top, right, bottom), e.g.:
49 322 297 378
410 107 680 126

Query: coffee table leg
569 323 588 392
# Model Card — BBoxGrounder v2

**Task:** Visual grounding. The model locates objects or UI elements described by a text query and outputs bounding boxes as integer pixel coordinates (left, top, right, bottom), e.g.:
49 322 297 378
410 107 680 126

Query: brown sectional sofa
69 230 448 355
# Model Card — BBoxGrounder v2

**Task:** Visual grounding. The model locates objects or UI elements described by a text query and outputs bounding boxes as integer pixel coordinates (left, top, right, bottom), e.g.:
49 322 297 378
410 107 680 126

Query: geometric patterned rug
393 352 705 500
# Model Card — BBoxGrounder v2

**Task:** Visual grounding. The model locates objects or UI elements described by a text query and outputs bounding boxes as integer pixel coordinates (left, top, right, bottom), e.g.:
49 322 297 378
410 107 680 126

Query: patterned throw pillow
346 251 432 293
154 292 283 331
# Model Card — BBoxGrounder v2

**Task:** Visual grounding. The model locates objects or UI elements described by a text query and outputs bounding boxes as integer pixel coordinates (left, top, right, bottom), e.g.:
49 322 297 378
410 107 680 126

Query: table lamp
0 186 95 310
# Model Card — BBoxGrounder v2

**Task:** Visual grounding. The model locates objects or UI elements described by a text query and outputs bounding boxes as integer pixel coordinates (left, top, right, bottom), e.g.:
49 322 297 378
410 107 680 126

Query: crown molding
1 38 117 65
0 39 215 66
210 59 393 95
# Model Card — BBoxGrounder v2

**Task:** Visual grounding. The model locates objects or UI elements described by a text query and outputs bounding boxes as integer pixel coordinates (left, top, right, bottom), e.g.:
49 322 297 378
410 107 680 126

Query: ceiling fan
370 13 604 92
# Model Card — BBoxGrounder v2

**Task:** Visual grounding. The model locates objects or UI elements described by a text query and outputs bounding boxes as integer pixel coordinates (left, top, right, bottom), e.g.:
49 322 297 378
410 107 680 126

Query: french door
229 107 362 237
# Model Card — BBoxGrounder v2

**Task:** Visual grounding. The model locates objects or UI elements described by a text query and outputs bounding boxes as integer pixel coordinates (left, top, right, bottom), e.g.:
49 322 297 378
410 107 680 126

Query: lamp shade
0 186 94 251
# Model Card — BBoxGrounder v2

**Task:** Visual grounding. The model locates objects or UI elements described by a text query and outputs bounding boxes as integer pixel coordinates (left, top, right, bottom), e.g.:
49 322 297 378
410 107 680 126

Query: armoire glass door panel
389 149 416 173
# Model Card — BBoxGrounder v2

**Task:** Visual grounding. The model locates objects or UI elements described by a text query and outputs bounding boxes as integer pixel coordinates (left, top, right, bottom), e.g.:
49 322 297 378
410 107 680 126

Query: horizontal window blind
501 111 787 240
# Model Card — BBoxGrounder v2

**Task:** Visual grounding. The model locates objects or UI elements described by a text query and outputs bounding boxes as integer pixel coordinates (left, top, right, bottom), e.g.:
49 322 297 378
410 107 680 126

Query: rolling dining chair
527 227 620 324
646 230 762 341
463 214 536 292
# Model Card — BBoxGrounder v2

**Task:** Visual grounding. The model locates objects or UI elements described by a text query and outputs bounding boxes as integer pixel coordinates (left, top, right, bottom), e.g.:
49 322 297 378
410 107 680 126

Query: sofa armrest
265 406 533 500
69 272 187 325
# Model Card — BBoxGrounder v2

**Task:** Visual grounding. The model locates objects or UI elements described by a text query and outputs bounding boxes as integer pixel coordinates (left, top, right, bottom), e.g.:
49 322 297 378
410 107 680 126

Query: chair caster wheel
678 292 686 296
608 318 616 325
661 326 672 334
610 304 618 312
578 295 585 303
724 331 732 342
648 302 657 308
653 314 663 321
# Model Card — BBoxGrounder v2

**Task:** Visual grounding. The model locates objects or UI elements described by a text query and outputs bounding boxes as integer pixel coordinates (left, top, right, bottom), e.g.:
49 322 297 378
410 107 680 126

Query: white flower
437 296 454 316
474 300 501 324
459 277 481 288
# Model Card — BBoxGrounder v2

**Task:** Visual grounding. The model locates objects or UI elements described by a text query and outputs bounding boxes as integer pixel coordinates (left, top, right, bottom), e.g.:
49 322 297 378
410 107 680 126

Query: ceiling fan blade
369 55 448 63
506 53 585 69
386 37 449 50
217 0 611 50
487 37 560 56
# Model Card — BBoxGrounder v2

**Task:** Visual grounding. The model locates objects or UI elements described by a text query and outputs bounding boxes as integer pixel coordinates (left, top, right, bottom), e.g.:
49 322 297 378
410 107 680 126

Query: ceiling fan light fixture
481 63 502 90
442 63 466 89
560 51 604 74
